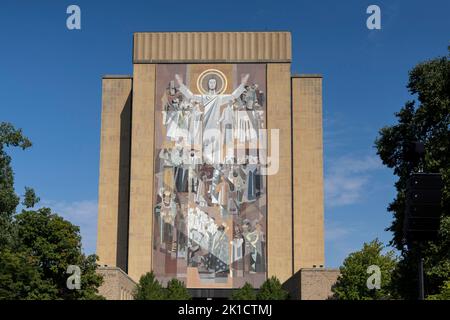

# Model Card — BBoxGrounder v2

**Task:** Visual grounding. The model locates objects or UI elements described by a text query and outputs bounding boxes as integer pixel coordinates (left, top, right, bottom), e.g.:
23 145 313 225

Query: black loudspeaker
404 173 443 243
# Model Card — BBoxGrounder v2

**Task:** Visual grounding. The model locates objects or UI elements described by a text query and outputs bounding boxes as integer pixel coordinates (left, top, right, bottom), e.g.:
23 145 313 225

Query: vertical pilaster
127 64 156 281
292 75 324 270
97 76 132 271
266 63 293 282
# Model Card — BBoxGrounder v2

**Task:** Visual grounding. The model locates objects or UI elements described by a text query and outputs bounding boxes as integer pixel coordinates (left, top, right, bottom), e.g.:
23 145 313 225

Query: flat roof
292 74 323 78
102 75 132 79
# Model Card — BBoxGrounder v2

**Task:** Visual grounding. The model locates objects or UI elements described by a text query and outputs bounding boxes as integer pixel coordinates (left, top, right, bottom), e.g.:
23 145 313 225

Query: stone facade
97 267 137 300
292 75 325 270
283 268 340 300
96 31 327 298
97 76 131 272
299 268 340 300
127 64 156 281
266 63 294 282
96 266 339 300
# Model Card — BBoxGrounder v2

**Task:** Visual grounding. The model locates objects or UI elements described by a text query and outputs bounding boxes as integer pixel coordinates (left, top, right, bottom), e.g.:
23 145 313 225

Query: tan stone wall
266 63 293 282
127 64 156 281
292 75 324 270
299 268 339 300
97 77 132 271
97 267 137 300
133 32 291 63
98 33 326 290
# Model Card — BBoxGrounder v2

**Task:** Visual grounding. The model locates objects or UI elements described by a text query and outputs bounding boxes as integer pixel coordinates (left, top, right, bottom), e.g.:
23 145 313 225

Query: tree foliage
256 276 288 300
332 239 397 300
0 248 56 299
0 123 32 249
231 282 257 300
166 278 191 300
375 49 450 298
133 272 166 300
14 208 103 299
0 122 103 300
427 279 450 300
22 187 40 209
0 208 104 300
134 273 192 300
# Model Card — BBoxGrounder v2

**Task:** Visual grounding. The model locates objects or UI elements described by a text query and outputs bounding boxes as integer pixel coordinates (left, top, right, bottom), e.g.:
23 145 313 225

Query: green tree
332 239 397 300
231 282 257 300
133 271 166 300
427 279 450 300
375 49 450 298
0 122 31 249
0 124 32 214
166 278 191 300
13 208 104 299
256 276 288 300
0 211 104 299
0 248 56 300
22 187 40 208
0 122 104 300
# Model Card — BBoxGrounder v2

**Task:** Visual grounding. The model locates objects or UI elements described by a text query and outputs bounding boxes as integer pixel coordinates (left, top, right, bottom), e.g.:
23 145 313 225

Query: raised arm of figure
175 74 201 102
224 74 250 104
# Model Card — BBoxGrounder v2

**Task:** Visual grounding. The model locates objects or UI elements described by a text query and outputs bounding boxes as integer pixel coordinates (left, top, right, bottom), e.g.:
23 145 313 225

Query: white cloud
325 155 382 207
40 199 98 255
325 224 350 241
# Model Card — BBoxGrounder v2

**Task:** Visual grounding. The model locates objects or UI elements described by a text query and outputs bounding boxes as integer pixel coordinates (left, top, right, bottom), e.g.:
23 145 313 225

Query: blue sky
1 0 448 267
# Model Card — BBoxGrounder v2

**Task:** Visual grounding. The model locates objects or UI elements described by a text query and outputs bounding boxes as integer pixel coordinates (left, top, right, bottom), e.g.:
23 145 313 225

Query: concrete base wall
283 268 339 300
299 268 340 300
96 267 338 300
97 267 137 300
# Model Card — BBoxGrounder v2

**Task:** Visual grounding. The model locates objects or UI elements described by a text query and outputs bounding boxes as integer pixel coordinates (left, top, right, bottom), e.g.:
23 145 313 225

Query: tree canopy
0 122 103 300
133 272 166 300
166 278 192 300
256 276 289 300
0 123 32 249
231 282 257 300
133 272 193 300
332 239 397 300
375 49 449 298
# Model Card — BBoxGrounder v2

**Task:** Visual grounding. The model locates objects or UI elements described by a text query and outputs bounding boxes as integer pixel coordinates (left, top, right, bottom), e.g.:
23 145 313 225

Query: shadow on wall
116 92 132 273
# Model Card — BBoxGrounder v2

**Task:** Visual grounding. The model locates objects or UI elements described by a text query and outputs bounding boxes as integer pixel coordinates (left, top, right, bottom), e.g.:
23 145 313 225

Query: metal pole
418 255 424 300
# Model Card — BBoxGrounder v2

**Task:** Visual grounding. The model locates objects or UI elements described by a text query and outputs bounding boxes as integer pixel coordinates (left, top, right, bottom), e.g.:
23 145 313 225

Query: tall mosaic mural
152 64 267 288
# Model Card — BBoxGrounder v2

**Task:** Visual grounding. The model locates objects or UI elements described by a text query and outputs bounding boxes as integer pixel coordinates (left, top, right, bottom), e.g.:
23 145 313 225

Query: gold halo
196 69 227 94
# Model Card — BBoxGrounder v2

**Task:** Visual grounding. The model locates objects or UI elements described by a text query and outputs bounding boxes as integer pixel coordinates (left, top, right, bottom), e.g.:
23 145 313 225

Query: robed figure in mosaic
153 66 267 288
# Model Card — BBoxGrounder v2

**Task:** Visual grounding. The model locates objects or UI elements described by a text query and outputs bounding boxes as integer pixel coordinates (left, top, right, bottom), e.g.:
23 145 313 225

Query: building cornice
133 31 292 63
